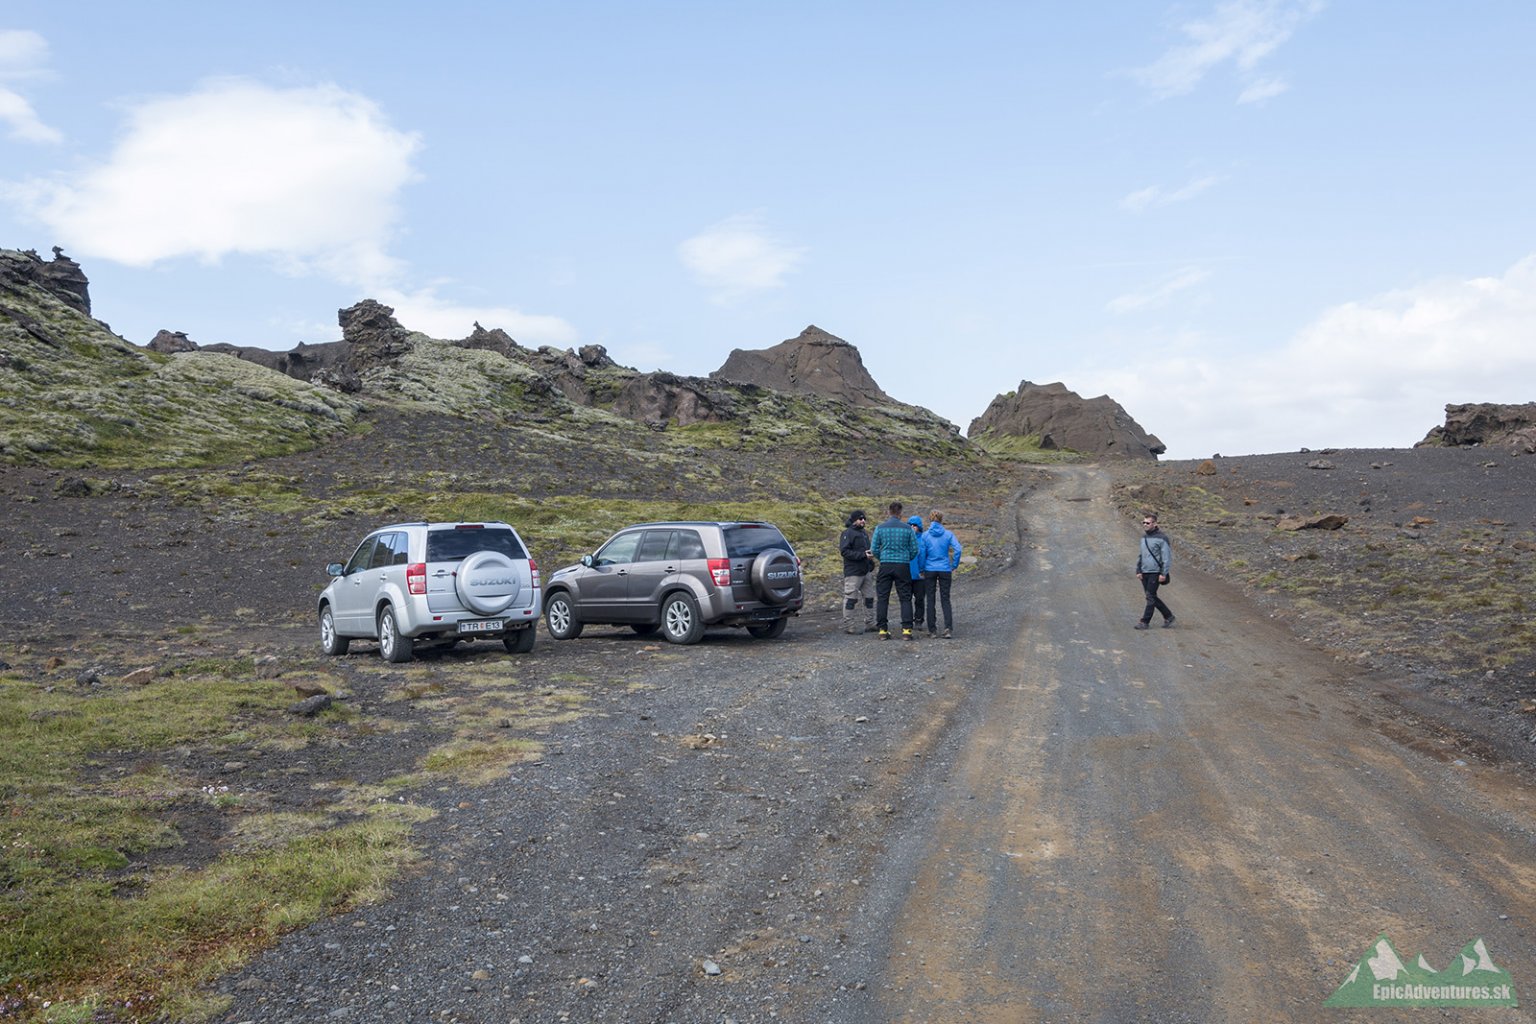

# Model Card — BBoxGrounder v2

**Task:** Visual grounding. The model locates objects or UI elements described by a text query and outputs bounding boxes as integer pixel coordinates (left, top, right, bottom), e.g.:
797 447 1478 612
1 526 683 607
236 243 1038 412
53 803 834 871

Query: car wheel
631 623 659 636
455 549 524 615
503 625 536 654
746 617 788 640
749 548 801 605
544 592 583 640
378 606 414 663
660 592 704 645
319 605 350 656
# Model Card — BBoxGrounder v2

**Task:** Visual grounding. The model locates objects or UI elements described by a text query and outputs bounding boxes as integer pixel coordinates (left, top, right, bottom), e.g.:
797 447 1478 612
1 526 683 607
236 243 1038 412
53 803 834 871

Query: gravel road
209 465 1536 1023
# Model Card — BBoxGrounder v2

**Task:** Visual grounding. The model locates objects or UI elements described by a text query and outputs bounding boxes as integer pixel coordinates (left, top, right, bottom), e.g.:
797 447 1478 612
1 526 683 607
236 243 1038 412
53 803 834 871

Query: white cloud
1098 255 1536 456
1237 75 1291 104
0 29 61 144
678 213 805 300
1132 0 1322 101
1120 174 1221 212
10 78 421 277
377 287 578 347
1108 267 1211 313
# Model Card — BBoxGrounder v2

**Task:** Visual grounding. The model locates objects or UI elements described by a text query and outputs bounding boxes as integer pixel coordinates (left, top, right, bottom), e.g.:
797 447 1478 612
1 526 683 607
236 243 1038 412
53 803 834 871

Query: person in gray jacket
1134 512 1175 629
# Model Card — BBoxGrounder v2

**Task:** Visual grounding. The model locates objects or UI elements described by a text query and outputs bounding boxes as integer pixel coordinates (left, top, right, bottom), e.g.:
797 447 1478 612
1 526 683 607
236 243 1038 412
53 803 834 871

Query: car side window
385 531 410 565
594 531 642 566
344 536 378 575
366 535 398 570
636 530 673 562
669 530 706 560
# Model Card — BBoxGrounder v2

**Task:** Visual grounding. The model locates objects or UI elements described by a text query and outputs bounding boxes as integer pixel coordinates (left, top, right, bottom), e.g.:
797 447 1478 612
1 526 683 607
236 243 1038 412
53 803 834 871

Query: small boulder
120 666 158 686
1276 514 1349 531
288 694 333 717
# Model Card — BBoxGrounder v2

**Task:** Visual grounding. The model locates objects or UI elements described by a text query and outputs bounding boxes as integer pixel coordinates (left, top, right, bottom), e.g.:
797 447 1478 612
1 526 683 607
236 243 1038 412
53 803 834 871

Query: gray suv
318 521 541 663
543 521 803 645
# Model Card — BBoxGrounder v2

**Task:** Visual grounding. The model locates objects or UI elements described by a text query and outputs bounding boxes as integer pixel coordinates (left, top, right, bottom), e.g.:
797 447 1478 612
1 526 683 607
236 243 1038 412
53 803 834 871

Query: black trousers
923 571 953 631
875 564 913 630
1140 573 1172 623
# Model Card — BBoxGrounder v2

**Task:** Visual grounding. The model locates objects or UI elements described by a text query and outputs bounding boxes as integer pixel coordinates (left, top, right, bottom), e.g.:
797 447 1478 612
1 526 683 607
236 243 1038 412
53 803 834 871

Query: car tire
746 616 788 640
319 605 350 656
503 625 536 654
455 549 524 615
749 548 801 605
544 592 583 640
659 592 704 645
630 623 659 636
378 606 414 663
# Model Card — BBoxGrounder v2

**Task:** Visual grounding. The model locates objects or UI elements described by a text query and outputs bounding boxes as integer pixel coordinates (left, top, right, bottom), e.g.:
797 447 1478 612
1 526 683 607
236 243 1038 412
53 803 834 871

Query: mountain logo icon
1325 934 1518 1007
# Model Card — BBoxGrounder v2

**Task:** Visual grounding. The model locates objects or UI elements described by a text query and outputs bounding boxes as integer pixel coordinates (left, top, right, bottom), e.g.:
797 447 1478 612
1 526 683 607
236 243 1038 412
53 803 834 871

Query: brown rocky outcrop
968 380 1165 459
339 299 413 373
0 247 92 315
1418 402 1536 454
147 329 198 354
610 372 739 428
711 326 892 407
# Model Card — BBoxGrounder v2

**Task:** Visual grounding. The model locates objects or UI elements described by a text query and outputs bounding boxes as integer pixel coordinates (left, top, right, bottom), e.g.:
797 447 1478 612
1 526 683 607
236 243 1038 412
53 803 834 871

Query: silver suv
542 521 803 645
318 521 541 663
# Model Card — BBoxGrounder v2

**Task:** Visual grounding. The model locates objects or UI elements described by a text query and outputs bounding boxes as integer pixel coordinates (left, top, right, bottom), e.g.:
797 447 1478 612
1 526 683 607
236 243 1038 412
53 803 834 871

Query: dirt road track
869 465 1536 1022
213 465 1535 1023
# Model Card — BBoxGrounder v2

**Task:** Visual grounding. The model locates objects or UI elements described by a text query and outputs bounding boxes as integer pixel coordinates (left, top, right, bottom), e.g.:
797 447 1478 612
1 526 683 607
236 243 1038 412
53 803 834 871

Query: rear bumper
396 598 542 638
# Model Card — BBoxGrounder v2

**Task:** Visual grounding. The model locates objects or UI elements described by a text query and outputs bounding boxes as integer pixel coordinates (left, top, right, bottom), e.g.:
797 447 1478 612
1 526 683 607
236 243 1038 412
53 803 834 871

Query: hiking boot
878 629 891 640
901 629 914 641
1162 616 1176 629
928 629 937 637
942 628 951 639
1134 621 1150 630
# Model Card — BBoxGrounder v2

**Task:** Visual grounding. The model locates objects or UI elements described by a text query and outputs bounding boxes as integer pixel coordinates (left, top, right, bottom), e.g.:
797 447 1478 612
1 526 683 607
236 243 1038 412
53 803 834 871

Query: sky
3 1 1534 459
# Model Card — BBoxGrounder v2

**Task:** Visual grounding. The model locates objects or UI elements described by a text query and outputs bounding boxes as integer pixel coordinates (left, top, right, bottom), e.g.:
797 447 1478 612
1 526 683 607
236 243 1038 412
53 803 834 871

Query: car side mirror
580 554 595 568
326 562 345 577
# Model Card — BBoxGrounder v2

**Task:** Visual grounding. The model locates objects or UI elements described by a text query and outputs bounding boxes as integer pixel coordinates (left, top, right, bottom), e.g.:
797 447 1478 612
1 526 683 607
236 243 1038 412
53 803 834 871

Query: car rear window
426 527 527 562
722 524 792 558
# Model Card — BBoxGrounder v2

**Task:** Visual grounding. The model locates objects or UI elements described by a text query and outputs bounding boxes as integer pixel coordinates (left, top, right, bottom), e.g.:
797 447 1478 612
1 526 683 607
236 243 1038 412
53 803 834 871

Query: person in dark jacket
838 510 874 634
870 501 921 640
1134 512 1175 629
918 511 963 637
907 515 927 630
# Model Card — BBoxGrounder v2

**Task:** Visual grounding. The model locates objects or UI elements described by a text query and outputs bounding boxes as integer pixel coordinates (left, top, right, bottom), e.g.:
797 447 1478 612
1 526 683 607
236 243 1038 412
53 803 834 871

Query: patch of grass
968 431 1087 463
419 738 543 784
0 664 425 1022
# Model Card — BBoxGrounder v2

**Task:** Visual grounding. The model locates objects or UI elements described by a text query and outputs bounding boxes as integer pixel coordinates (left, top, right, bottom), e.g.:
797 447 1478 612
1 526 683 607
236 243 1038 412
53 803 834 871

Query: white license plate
457 619 505 634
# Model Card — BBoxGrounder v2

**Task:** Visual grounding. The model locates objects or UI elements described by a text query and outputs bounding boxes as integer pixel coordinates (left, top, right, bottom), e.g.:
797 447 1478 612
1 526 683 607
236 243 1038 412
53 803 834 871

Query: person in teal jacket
918 511 962 637
870 501 921 639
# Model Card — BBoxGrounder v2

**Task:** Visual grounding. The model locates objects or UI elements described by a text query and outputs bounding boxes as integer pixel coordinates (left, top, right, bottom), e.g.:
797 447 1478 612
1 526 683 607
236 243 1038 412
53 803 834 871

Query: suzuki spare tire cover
750 548 801 605
455 550 523 615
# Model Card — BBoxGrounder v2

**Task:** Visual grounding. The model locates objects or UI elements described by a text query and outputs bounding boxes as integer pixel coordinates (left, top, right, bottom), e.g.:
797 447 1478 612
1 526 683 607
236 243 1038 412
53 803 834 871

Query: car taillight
406 562 426 595
708 558 732 588
529 558 541 588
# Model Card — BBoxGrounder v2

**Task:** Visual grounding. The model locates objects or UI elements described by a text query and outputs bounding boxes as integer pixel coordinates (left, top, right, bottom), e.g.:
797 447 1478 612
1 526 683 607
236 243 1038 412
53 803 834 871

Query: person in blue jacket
918 511 963 637
907 515 927 631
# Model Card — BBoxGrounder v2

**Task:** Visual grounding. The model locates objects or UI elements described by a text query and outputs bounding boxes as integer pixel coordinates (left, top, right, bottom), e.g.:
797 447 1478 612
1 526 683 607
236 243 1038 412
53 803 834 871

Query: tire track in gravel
863 465 1536 1024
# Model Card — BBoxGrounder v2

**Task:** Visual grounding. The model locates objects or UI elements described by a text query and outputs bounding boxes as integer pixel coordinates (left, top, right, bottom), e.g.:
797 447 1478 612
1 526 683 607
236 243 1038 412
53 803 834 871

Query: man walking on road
1135 512 1175 629
871 500 920 640
839 509 875 634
